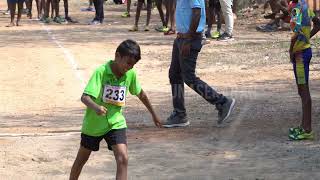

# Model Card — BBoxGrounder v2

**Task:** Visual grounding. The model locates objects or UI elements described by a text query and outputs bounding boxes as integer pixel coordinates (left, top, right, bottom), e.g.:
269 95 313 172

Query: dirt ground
1 1 320 180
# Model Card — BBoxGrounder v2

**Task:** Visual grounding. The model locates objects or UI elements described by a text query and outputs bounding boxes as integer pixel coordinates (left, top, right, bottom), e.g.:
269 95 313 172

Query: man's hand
180 40 191 57
95 106 107 116
152 115 162 128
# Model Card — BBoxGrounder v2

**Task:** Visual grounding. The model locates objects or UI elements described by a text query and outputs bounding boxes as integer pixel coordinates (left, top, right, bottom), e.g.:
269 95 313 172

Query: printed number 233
105 89 125 101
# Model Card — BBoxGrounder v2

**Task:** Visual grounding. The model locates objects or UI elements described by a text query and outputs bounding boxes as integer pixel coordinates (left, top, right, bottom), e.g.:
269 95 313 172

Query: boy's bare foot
6 22 15 27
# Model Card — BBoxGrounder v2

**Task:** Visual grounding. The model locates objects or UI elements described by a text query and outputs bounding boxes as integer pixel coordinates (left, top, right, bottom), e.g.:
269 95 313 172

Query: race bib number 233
102 85 126 106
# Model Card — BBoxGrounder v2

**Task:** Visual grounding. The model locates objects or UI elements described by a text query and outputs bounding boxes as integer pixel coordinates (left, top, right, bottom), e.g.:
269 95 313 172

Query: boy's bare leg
164 0 169 27
26 0 32 18
155 0 166 26
169 0 176 31
35 0 40 18
63 0 68 17
145 0 151 27
7 2 16 27
16 1 24 26
205 0 214 37
63 0 77 22
69 146 92 180
39 0 45 17
133 0 143 27
54 0 59 18
298 85 312 133
44 0 51 18
126 0 131 15
50 0 54 18
112 144 128 180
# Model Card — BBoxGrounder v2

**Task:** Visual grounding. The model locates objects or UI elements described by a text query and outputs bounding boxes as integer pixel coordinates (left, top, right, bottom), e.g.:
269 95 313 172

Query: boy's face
115 52 137 75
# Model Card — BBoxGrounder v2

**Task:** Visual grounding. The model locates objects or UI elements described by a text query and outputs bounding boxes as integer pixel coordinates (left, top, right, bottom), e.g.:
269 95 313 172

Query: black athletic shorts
81 128 127 151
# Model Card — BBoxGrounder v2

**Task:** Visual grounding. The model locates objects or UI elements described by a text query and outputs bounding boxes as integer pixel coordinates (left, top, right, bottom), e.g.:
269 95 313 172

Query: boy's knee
116 153 128 166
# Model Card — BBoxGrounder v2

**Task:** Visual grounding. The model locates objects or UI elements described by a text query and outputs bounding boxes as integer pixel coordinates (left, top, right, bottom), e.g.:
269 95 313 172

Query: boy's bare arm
289 33 298 62
137 89 162 127
311 17 320 38
81 94 107 116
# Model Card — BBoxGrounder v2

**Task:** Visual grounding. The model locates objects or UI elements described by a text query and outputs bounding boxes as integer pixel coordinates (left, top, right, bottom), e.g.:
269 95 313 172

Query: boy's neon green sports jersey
81 60 142 136
291 0 315 53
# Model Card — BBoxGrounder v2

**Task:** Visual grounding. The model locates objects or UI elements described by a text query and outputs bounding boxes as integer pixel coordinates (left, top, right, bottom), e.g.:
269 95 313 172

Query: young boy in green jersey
288 0 320 140
69 39 162 180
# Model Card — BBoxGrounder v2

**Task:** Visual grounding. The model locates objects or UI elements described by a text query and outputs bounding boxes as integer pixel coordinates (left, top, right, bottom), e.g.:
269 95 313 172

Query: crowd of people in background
0 0 240 41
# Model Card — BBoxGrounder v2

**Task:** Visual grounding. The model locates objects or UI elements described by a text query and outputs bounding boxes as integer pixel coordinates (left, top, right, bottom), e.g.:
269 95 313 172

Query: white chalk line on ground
41 23 86 89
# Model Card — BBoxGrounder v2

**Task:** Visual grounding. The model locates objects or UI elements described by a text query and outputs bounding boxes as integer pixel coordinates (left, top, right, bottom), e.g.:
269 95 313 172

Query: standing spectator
205 0 222 38
129 0 152 31
61 0 78 23
154 0 168 32
164 0 176 35
90 0 104 25
163 0 236 127
7 0 24 27
121 0 131 17
218 0 234 41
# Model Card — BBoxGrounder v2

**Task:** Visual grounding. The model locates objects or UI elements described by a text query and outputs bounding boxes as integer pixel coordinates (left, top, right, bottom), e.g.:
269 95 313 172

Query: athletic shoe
3 10 9 15
53 16 62 24
144 25 150 31
155 25 169 32
216 98 236 124
42 17 51 23
65 16 78 23
289 129 314 140
211 31 221 39
289 126 303 135
217 33 234 41
121 11 130 18
89 20 101 25
129 25 138 31
163 111 189 128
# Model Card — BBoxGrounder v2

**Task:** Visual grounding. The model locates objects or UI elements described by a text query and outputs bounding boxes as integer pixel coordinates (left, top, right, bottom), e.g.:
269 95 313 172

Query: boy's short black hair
116 39 141 62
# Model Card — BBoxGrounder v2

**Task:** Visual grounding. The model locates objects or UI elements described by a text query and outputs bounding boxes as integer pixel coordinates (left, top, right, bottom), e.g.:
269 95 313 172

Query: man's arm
188 8 201 35
180 7 201 57
137 89 162 127
81 94 107 116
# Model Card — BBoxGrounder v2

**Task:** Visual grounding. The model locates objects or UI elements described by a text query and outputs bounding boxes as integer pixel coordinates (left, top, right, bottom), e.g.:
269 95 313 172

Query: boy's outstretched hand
152 115 162 128
137 89 162 128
